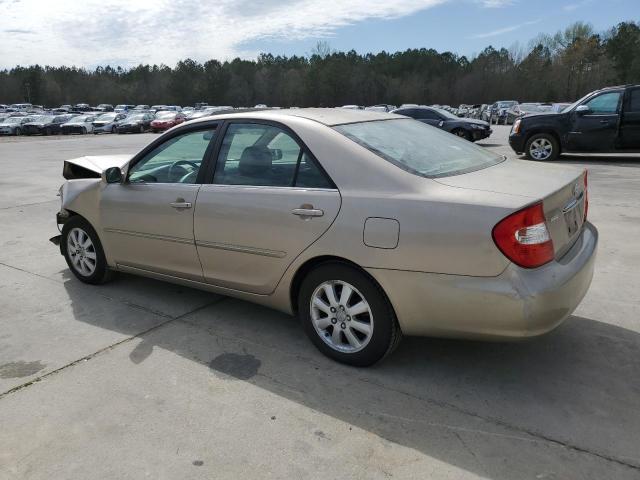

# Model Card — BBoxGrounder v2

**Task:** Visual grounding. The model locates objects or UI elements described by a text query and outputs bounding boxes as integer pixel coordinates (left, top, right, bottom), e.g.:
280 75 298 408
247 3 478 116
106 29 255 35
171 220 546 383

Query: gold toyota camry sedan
52 108 597 366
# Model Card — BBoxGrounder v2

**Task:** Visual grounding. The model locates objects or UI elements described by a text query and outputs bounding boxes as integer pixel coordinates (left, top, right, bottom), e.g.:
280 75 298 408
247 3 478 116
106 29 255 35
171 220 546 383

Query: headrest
239 146 272 176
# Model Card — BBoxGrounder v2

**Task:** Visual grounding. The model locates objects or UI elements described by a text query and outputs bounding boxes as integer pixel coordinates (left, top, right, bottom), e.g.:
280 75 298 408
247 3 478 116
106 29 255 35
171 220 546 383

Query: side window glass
128 128 216 184
214 124 300 187
585 92 621 114
295 153 333 189
628 89 640 113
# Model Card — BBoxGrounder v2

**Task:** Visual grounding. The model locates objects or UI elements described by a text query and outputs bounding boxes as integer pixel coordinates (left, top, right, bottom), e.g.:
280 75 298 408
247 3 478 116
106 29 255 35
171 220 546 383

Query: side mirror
438 120 444 127
102 166 123 184
271 148 283 160
576 105 590 115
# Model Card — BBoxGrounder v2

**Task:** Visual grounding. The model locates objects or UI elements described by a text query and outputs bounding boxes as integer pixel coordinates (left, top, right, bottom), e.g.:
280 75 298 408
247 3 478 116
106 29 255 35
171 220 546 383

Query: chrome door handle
292 208 324 217
170 201 192 209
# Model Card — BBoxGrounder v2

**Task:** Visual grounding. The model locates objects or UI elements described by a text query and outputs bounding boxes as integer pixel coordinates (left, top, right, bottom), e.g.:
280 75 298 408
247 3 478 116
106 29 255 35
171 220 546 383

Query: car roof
188 107 402 127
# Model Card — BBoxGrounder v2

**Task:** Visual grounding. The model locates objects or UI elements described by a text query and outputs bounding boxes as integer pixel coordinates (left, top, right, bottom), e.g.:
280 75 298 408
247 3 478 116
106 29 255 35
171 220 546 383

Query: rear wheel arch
289 256 394 319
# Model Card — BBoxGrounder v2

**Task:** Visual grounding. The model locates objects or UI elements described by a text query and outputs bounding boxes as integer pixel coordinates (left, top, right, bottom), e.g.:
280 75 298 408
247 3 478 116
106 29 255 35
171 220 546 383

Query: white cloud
563 0 591 11
469 19 540 39
0 0 447 68
476 0 515 7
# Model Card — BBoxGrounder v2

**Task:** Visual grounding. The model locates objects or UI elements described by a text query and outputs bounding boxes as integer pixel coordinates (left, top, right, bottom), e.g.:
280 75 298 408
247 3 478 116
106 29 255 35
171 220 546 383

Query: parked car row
0 104 239 136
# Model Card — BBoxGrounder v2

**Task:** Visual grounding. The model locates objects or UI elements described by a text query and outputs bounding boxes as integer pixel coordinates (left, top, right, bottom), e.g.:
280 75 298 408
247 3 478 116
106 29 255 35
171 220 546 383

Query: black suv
509 85 640 160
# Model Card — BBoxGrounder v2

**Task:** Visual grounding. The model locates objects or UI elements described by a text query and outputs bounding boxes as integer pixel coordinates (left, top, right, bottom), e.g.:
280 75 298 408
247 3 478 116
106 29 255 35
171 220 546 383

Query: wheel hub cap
67 227 97 277
310 280 373 353
530 139 552 160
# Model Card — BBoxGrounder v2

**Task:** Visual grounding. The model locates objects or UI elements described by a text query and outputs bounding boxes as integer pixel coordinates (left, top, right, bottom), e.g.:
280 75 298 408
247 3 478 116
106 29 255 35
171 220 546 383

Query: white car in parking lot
92 112 127 134
61 115 100 135
0 116 33 135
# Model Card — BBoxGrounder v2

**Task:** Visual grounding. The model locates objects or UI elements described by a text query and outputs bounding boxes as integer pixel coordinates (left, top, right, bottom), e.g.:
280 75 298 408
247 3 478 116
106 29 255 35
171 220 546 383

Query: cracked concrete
0 129 639 479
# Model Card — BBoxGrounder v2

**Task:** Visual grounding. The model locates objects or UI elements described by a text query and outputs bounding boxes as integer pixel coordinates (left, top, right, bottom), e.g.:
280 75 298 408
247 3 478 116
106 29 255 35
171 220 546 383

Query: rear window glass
334 119 503 178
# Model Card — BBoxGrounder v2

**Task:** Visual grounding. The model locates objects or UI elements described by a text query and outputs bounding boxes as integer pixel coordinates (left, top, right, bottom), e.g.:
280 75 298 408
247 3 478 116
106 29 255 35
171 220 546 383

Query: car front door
100 125 218 280
414 109 443 128
194 121 341 294
568 91 622 152
618 87 640 150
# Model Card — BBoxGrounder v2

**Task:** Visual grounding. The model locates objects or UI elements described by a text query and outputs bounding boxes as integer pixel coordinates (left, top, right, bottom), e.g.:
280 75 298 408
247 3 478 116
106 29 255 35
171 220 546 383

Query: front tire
298 263 401 366
453 128 472 141
61 216 113 284
525 133 560 161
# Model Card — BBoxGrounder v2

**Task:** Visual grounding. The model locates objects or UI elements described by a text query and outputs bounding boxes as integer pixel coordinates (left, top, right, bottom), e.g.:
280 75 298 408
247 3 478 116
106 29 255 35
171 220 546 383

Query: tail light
583 169 589 221
492 202 555 268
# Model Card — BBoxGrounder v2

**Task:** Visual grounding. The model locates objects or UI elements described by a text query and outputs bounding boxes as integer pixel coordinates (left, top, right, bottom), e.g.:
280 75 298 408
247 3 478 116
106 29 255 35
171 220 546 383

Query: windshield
520 104 544 112
156 112 176 119
5 117 24 124
97 113 116 121
498 101 516 108
126 114 145 122
335 119 503 178
561 93 592 113
31 115 53 123
433 108 458 120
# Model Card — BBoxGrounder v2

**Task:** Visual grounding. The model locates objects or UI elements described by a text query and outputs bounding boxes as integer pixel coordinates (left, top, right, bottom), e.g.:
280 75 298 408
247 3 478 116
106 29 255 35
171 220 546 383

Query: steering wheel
167 160 199 183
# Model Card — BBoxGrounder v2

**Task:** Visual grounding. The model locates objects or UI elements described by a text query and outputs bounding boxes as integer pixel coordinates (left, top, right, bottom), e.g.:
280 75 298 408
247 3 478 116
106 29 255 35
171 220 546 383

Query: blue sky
245 0 638 59
0 0 637 68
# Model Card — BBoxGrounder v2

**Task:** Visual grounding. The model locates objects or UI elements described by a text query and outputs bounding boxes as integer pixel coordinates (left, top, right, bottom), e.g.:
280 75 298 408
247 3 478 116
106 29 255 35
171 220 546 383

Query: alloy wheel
67 227 97 276
529 138 553 160
310 280 374 353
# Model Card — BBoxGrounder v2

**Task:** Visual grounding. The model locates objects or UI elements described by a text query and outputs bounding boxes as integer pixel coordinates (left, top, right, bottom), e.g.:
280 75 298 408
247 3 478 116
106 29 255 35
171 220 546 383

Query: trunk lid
435 159 587 259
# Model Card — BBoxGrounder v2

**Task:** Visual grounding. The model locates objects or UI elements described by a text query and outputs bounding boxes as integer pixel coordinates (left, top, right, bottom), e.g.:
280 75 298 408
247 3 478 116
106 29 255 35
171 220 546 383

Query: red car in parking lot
151 111 186 132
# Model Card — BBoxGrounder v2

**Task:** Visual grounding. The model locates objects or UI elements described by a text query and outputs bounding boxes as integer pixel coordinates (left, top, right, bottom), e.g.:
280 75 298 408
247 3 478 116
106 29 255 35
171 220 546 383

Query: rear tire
61 216 114 285
525 133 560 161
298 262 401 366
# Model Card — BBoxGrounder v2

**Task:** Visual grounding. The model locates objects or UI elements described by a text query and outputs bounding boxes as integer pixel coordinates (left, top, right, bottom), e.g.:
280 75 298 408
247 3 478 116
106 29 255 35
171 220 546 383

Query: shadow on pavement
61 271 640 479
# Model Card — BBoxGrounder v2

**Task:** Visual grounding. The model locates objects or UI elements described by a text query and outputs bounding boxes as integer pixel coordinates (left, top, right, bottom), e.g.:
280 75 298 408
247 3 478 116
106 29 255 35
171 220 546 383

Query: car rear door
194 121 341 295
100 125 218 280
568 90 622 152
618 87 640 150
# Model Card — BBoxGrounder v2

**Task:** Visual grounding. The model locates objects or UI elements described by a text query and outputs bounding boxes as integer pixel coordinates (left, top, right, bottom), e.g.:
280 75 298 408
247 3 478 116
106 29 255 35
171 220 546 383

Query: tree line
1 21 638 108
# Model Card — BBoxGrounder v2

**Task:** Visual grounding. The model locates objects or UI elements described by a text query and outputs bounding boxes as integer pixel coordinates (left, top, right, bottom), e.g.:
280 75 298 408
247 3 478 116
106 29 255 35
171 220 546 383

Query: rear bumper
117 126 142 133
62 126 85 134
367 222 598 339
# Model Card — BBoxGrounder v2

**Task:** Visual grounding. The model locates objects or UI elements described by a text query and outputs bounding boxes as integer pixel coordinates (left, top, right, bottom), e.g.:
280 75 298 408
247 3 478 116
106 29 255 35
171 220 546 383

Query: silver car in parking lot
52 109 597 366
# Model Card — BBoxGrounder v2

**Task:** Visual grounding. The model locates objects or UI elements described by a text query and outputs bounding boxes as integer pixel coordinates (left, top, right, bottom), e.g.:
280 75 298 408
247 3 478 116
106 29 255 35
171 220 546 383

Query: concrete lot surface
0 127 639 479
